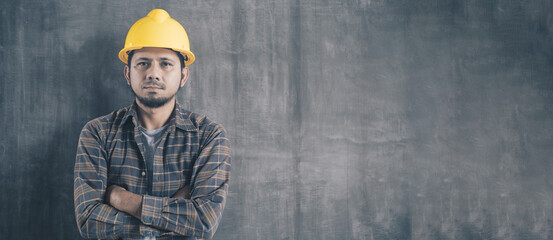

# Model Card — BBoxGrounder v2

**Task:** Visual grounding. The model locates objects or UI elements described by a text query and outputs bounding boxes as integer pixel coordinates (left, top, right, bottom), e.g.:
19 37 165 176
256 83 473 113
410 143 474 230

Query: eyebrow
159 57 175 62
135 57 151 62
135 57 175 62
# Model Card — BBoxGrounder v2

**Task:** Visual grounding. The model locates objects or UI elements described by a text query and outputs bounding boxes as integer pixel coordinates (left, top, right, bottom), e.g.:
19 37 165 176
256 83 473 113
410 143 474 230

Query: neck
135 98 176 130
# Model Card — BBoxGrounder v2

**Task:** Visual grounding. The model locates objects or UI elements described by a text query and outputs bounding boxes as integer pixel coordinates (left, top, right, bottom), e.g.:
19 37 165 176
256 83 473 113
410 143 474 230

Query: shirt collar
120 101 198 132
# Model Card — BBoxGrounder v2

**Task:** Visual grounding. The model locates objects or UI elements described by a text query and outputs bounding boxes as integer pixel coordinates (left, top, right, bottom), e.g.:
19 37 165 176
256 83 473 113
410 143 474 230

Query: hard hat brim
118 46 196 66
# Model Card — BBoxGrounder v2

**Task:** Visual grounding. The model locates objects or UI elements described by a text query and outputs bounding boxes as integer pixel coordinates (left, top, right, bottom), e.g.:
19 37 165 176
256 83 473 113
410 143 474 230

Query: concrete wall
1 0 553 239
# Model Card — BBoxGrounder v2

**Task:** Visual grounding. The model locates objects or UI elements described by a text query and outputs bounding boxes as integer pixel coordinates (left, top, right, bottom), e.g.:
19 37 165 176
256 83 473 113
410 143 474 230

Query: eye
161 62 173 67
136 62 148 67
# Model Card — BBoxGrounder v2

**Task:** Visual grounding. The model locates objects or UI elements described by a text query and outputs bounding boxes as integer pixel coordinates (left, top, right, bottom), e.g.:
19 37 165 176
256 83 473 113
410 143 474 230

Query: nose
146 61 162 81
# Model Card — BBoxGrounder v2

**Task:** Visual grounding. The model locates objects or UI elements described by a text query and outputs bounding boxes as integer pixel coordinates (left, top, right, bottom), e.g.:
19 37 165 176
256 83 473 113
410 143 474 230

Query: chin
137 95 175 108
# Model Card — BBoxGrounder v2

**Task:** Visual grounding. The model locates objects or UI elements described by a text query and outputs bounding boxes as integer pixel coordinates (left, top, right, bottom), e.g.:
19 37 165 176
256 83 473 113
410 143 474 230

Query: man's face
124 47 189 108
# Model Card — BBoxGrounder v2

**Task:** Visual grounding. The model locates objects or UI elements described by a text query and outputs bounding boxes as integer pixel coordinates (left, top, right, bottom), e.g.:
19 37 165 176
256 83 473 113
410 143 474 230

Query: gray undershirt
139 124 168 194
139 125 168 240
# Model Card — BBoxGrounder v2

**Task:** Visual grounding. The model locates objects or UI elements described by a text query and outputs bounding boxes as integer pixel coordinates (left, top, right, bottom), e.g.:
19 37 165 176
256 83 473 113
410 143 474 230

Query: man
74 9 231 240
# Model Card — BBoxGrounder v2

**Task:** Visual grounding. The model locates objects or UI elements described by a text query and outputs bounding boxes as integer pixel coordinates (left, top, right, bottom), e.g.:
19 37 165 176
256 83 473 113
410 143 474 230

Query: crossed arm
74 122 230 239
105 184 191 220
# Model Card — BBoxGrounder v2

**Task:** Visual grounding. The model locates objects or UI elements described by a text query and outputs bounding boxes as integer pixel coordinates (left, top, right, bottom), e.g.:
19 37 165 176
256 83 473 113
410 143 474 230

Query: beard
135 93 174 108
130 81 181 108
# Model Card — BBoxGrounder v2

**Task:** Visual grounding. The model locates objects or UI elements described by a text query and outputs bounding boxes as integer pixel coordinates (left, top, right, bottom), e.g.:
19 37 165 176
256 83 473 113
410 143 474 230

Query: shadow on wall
21 36 129 239
70 36 132 116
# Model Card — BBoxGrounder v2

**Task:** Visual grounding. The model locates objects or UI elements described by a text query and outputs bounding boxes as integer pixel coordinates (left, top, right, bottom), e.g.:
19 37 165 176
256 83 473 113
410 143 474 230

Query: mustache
142 81 165 89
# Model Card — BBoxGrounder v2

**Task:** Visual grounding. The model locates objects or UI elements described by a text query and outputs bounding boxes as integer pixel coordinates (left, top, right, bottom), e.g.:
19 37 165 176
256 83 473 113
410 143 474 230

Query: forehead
133 47 179 60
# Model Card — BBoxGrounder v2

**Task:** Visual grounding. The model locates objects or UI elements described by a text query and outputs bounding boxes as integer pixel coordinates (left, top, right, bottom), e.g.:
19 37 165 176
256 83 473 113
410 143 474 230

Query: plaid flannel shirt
74 102 231 239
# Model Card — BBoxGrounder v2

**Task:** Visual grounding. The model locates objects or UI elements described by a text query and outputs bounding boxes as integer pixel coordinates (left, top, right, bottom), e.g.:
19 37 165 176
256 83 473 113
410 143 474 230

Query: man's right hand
171 185 191 199
105 185 143 219
105 185 126 208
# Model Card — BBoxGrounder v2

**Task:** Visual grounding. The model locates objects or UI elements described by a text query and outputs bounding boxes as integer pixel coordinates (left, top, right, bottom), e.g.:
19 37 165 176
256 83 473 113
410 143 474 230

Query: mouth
143 86 163 90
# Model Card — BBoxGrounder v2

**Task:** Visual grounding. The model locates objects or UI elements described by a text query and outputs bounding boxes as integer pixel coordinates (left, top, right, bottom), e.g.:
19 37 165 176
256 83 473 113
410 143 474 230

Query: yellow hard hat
118 9 196 66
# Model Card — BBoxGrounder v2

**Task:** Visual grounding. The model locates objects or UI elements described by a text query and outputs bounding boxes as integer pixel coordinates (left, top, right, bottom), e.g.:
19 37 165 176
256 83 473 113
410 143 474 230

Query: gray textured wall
1 0 553 239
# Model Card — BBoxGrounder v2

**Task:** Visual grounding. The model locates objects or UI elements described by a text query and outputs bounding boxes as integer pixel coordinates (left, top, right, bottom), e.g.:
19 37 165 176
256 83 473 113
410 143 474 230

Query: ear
180 66 189 87
124 65 131 85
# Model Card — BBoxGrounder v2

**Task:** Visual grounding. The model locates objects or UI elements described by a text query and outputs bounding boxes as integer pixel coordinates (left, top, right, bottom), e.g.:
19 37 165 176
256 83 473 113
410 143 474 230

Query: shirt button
142 171 146 176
